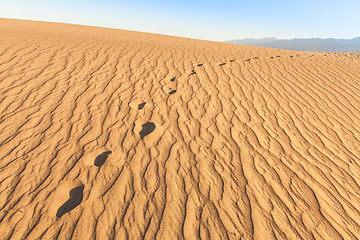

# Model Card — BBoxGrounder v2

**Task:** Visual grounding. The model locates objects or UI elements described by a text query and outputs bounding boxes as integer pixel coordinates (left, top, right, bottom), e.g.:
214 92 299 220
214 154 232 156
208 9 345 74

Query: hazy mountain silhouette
225 37 360 52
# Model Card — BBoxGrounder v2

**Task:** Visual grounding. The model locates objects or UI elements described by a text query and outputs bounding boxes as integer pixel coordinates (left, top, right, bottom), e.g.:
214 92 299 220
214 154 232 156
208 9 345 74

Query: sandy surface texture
1 18 360 239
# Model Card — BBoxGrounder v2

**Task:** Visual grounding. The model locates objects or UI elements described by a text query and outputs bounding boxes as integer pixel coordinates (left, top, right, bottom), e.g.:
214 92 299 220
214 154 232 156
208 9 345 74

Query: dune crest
1 18 360 239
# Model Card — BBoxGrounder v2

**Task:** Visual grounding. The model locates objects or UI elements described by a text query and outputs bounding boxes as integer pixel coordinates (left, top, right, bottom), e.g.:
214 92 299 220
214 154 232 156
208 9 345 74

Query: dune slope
1 18 360 239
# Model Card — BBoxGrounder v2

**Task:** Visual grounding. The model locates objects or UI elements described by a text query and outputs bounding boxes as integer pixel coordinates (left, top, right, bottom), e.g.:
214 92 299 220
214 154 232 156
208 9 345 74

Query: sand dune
1 18 360 239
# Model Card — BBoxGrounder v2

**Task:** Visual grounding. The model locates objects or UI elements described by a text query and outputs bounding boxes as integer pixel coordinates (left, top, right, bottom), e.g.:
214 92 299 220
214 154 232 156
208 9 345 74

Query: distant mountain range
225 37 360 52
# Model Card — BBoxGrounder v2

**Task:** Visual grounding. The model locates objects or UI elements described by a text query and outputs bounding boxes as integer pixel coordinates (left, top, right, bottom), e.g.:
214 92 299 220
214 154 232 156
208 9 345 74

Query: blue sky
1 0 359 41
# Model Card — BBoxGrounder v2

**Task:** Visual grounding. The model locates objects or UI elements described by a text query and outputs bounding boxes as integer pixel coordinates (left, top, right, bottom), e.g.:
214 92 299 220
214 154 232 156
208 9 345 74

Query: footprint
229 60 235 62
245 59 251 61
94 151 112 167
138 102 146 110
219 63 226 66
197 64 203 67
270 57 274 59
170 77 176 82
56 185 84 218
162 84 176 95
129 99 146 110
139 122 156 139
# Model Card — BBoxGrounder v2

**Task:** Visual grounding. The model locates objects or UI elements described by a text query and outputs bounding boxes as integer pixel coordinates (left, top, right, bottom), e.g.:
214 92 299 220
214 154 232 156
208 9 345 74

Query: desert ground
1 18 360 239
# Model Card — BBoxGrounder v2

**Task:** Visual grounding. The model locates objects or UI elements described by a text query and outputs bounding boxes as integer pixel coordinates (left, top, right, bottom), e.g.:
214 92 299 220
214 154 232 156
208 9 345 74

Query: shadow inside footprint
197 64 203 66
219 63 226 66
169 90 177 95
139 122 156 139
138 102 146 110
189 71 196 76
56 185 84 218
170 77 176 82
94 151 112 167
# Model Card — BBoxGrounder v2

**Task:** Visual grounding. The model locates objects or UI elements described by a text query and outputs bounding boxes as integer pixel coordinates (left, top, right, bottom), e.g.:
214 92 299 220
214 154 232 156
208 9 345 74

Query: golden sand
1 18 360 239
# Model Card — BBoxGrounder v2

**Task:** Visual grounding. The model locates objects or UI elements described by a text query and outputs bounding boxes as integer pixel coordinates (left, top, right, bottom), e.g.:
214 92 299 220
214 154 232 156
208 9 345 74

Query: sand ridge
1 18 360 239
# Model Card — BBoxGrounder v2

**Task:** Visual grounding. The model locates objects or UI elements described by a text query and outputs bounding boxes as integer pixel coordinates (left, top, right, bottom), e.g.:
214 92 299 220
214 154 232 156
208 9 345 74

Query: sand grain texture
1 18 360 239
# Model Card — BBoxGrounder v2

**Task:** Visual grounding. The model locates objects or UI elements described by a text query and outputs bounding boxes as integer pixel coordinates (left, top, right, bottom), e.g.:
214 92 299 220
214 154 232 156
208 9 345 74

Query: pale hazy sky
1 0 359 41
